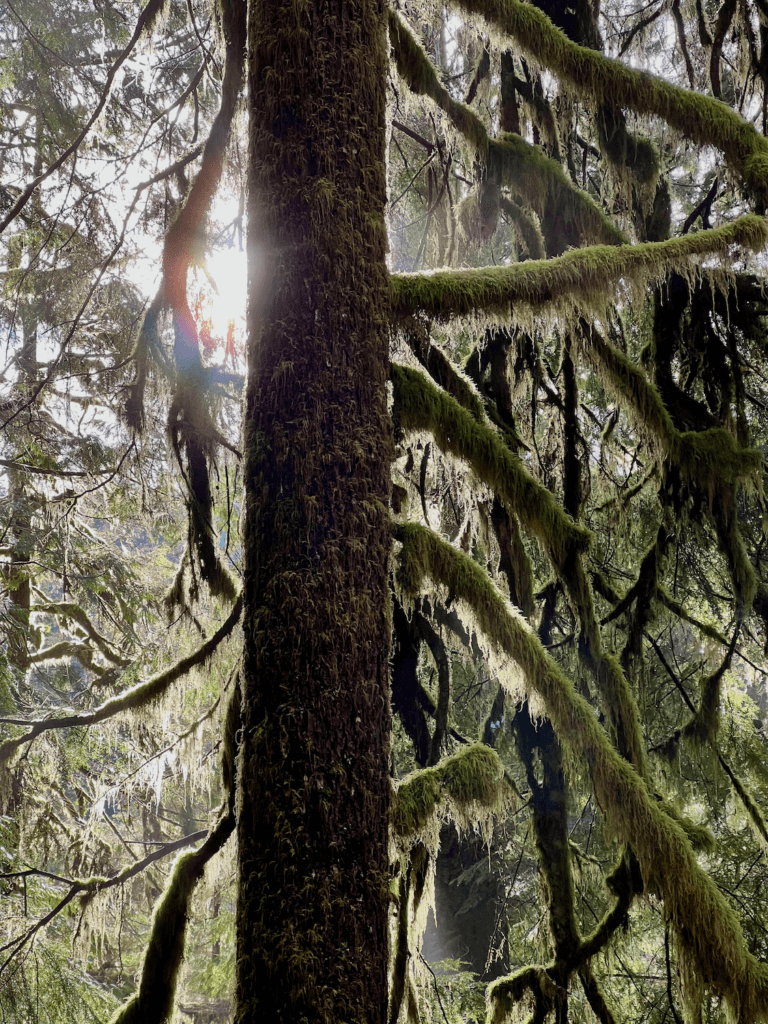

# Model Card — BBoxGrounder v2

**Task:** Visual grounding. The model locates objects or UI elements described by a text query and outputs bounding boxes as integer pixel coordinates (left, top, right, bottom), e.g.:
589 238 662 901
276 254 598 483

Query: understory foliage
2 0 768 1020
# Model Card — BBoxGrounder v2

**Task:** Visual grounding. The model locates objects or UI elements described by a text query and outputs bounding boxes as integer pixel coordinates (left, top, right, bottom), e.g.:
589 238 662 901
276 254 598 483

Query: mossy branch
390 216 768 321
391 743 506 840
31 602 130 666
109 685 240 1024
391 363 591 565
655 585 730 646
0 828 207 980
401 317 486 423
387 8 622 248
582 324 761 608
395 523 768 1019
683 625 739 743
0 594 242 764
451 0 768 199
392 363 643 766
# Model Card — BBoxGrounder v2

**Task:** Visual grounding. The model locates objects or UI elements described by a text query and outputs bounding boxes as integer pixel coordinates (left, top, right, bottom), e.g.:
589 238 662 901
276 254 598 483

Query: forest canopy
3 0 768 1021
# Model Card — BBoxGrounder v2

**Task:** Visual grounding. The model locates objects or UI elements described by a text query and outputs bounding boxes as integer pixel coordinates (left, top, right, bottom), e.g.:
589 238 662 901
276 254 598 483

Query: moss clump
453 0 768 199
391 364 591 566
674 427 762 494
395 522 768 1020
391 743 505 840
391 216 767 321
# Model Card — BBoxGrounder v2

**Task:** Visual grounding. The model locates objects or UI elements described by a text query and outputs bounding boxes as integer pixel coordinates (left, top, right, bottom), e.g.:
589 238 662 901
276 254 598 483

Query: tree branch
0 595 242 763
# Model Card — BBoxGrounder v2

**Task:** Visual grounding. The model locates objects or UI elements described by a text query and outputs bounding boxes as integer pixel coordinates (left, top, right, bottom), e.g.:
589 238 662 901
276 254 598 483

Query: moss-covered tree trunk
235 0 392 1020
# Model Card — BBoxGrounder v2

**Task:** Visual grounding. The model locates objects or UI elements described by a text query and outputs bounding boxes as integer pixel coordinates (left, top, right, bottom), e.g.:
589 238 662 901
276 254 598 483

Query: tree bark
235 0 392 1020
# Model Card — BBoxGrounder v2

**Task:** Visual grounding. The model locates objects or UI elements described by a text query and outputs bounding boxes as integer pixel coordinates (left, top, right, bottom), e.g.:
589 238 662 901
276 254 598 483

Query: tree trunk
235 0 392 1021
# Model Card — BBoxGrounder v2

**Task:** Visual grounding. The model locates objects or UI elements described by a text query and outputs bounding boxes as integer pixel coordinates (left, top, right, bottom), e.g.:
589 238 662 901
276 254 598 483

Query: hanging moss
582 325 761 611
391 743 505 840
0 595 242 764
490 133 625 246
111 686 239 1024
655 585 729 647
675 427 762 495
655 798 717 854
395 522 768 1021
388 10 488 155
596 107 659 185
452 0 768 200
392 365 644 769
388 9 624 249
717 755 768 850
499 197 546 260
488 966 559 1024
683 629 738 744
391 363 591 566
391 215 767 321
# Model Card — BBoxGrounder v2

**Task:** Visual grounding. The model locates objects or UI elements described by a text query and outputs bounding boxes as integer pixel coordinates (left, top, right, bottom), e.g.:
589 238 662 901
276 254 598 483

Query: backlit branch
0 595 242 764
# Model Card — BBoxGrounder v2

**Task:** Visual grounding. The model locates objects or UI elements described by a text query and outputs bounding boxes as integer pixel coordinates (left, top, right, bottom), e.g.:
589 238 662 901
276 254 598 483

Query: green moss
491 133 625 246
498 197 546 260
391 216 767 321
392 364 646 771
388 9 624 249
110 851 205 1024
391 364 591 566
656 799 716 854
391 743 505 839
388 9 488 155
401 319 487 422
487 966 557 1024
674 427 762 493
454 0 768 198
395 523 768 1020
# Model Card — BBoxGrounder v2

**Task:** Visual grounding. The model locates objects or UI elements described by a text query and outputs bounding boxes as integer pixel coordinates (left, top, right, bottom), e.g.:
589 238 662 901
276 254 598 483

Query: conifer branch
395 522 768 1019
580 323 761 609
390 216 768 321
0 0 170 236
0 595 242 764
451 0 768 199
0 829 207 978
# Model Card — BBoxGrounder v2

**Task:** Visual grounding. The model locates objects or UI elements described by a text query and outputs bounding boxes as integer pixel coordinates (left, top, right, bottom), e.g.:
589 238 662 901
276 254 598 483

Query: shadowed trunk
235 0 393 1021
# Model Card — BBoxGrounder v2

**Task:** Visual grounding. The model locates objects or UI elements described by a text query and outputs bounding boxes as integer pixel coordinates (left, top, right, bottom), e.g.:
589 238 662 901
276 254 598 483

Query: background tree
3 0 768 1022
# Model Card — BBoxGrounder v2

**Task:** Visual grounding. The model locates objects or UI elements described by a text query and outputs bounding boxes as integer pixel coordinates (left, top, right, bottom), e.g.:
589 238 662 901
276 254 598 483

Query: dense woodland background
3 0 768 1020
